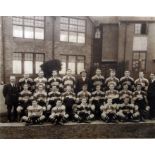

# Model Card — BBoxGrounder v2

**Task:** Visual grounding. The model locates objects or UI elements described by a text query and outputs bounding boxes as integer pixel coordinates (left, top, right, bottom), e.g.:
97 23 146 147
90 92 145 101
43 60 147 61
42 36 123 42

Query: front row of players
16 81 149 125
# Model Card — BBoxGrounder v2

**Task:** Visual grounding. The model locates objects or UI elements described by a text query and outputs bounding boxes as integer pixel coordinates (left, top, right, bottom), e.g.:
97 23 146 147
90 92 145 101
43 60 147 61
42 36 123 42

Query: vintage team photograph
0 16 155 139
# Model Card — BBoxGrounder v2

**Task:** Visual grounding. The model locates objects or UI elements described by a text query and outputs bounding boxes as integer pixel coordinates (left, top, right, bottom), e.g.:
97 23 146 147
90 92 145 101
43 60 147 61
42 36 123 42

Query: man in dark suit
76 70 90 93
147 73 155 119
3 76 19 122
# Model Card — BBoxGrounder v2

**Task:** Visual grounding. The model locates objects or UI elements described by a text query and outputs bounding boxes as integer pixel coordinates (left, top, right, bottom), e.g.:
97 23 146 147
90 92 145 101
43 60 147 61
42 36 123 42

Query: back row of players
17 68 153 124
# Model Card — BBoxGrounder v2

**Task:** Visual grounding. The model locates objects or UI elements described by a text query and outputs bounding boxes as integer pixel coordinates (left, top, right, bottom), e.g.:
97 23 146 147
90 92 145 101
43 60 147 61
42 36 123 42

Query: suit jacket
3 83 19 105
147 80 155 99
76 76 90 92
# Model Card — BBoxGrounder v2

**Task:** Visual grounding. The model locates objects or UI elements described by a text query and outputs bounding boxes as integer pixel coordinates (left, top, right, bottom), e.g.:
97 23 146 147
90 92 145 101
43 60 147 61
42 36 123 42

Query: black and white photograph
1 3 155 155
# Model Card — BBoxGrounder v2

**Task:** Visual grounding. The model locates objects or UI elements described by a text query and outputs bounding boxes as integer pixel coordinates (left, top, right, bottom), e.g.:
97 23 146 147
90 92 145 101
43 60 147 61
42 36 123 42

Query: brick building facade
0 16 155 83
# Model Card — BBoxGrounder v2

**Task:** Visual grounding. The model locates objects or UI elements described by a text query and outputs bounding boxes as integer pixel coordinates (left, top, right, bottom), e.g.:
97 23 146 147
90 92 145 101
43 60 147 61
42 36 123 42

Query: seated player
34 70 47 90
135 72 149 91
76 84 91 104
47 85 61 116
91 85 105 119
22 100 45 125
100 98 117 123
117 97 139 122
120 71 134 91
18 73 33 91
133 83 149 121
33 83 47 112
119 83 133 103
62 85 76 120
105 69 119 90
48 70 63 92
17 84 33 121
74 98 95 123
62 69 76 91
49 100 69 125
105 82 120 104
91 68 105 91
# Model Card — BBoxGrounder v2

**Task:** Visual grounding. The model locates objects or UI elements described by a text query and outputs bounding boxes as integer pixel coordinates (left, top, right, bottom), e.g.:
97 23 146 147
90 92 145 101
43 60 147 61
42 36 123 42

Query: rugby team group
3 68 155 125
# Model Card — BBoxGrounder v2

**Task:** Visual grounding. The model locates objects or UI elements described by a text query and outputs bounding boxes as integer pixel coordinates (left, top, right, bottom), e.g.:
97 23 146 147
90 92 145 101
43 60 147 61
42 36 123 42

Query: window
60 17 86 43
132 51 146 71
135 23 147 35
59 55 85 74
12 52 45 74
133 36 147 51
13 53 22 74
95 28 101 39
12 16 44 39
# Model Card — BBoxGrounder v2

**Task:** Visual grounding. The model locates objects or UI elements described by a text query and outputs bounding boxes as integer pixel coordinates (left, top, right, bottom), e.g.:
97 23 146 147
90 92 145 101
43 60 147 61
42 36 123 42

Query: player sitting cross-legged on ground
21 100 45 125
49 100 69 125
73 98 95 123
100 98 117 123
116 96 140 122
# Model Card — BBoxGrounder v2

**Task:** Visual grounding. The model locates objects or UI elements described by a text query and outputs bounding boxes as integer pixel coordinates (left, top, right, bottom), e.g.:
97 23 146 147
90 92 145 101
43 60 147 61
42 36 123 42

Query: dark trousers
7 103 18 121
148 98 155 118
64 99 74 120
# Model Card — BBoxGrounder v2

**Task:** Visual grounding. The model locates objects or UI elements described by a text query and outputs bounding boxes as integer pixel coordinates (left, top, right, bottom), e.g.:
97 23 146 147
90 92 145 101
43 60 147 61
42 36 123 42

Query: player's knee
47 105 51 111
17 106 23 113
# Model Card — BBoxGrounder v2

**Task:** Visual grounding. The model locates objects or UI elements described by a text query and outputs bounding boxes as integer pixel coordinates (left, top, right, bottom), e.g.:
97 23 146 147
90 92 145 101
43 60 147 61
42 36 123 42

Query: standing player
105 69 119 90
119 71 134 91
17 84 33 121
91 68 105 91
18 74 33 91
34 70 47 90
48 70 63 92
62 69 76 91
135 72 149 91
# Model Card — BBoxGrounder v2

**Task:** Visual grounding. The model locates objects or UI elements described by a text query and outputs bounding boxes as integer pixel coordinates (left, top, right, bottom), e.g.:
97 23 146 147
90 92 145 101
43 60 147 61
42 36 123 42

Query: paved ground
0 120 155 139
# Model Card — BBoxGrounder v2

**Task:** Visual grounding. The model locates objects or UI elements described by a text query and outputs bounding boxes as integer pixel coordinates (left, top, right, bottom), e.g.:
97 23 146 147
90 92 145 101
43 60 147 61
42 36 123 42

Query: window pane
135 24 141 34
13 60 22 74
78 19 85 26
24 27 34 38
35 16 44 20
78 26 85 32
24 19 34 26
24 53 33 61
60 17 69 23
13 25 23 37
59 56 67 74
24 61 33 74
69 32 77 43
60 24 68 30
13 17 23 25
35 21 44 27
141 61 146 70
68 56 76 74
133 36 148 51
60 31 68 41
25 16 34 19
70 18 78 25
36 54 44 61
140 53 146 60
133 52 139 59
35 28 44 39
13 53 22 60
78 33 85 43
69 25 77 31
35 61 43 74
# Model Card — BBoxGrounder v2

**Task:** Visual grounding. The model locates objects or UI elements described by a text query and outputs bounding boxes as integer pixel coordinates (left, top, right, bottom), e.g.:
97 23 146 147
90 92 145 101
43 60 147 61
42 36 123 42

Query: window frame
60 16 86 44
12 16 45 40
132 51 147 72
59 54 86 75
12 52 45 75
134 23 148 35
